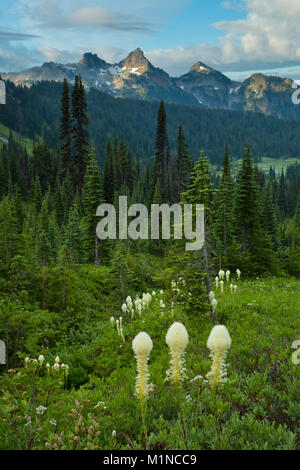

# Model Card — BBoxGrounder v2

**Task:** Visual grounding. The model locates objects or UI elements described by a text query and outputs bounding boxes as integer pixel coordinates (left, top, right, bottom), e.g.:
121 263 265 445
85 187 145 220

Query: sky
1 0 300 80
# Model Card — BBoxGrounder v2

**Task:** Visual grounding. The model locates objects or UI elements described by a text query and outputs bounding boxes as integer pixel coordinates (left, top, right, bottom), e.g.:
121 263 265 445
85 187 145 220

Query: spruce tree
82 145 103 264
214 143 234 256
152 101 167 202
59 79 72 179
71 75 89 190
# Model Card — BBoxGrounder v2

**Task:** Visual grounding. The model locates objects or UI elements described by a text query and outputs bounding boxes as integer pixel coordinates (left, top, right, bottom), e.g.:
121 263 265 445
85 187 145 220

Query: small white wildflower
36 405 47 415
55 356 60 364
226 270 230 282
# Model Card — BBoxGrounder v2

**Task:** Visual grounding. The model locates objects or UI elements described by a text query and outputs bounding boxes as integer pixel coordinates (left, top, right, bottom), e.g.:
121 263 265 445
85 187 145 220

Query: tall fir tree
71 75 89 190
59 79 72 179
82 145 103 264
152 101 167 202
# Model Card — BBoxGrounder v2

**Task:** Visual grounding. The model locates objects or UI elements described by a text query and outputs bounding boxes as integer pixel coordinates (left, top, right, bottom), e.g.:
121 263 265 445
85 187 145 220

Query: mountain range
2 48 299 120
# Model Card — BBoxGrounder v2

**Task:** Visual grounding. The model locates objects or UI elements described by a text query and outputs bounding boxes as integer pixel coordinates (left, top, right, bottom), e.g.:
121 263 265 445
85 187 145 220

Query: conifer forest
0 2 299 454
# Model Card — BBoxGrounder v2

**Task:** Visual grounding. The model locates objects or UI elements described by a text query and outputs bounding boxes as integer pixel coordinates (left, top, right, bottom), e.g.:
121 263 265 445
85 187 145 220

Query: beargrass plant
165 322 189 449
206 324 232 449
132 332 153 449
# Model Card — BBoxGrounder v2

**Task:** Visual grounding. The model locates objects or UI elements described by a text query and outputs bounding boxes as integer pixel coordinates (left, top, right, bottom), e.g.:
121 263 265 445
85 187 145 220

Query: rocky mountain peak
189 61 214 74
78 52 107 69
120 48 152 75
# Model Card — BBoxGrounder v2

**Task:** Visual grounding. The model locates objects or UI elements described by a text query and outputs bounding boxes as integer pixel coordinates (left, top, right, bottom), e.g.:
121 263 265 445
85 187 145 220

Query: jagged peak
189 61 214 73
78 52 107 68
120 48 152 70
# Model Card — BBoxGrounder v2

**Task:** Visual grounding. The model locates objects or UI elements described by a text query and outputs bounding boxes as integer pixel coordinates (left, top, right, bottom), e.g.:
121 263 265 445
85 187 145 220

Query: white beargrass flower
215 277 219 289
137 304 142 317
218 270 225 281
25 357 30 365
112 430 117 438
236 269 241 279
209 291 215 302
132 332 153 402
52 363 60 371
152 291 156 296
234 284 237 292
120 328 125 343
121 303 127 314
160 290 164 294
110 316 115 326
116 319 120 336
226 270 230 282
38 355 44 365
206 325 231 388
55 356 60 364
211 298 218 312
230 283 234 293
166 322 189 384
220 280 224 293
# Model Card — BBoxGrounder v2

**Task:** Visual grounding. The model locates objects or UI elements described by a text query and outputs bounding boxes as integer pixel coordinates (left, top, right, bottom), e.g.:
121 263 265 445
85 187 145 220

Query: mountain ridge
1 48 298 119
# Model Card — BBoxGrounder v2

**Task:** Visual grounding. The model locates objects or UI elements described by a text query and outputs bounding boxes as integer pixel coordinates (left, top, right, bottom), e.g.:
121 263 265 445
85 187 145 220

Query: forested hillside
1 79 300 165
0 76 299 451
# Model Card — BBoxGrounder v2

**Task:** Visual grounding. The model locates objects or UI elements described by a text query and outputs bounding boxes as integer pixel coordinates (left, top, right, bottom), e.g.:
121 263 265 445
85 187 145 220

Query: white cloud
147 0 300 76
38 47 79 64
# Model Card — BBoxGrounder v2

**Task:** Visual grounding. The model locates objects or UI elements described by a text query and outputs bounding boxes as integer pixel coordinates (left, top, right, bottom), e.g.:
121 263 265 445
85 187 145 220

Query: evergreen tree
214 143 234 256
82 145 103 264
103 140 114 203
234 145 260 255
152 101 167 202
71 76 89 190
59 79 72 179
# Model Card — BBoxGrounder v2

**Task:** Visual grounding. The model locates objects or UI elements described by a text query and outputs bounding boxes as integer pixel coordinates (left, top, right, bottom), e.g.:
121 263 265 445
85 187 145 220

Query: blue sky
1 0 300 80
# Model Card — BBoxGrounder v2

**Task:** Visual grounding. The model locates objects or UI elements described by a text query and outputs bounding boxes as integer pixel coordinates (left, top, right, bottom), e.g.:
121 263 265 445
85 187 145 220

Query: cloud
0 29 40 41
17 1 154 32
38 47 79 64
148 0 300 76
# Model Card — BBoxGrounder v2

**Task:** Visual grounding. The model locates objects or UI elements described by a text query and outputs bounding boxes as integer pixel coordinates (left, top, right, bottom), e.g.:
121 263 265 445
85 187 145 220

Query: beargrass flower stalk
38 355 44 366
206 325 231 389
132 332 153 450
230 283 233 293
206 325 231 449
215 277 219 289
121 303 127 314
218 270 225 281
234 284 237 293
209 291 215 302
211 298 218 312
116 319 120 336
110 316 115 326
226 270 230 282
236 269 241 280
220 280 224 293
120 328 125 343
166 322 189 449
